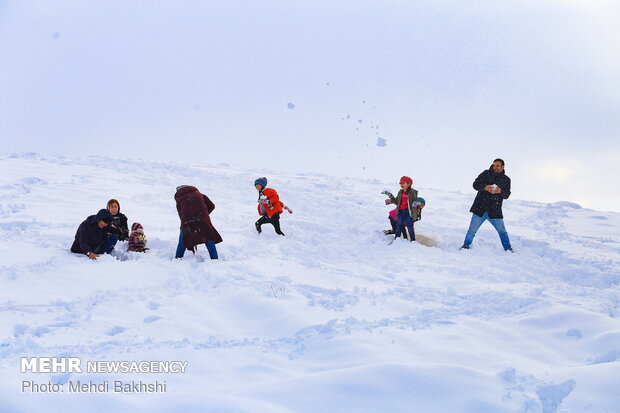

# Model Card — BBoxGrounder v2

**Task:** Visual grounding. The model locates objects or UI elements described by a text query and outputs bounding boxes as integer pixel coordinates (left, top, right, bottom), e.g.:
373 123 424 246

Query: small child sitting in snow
127 222 148 252
383 176 423 242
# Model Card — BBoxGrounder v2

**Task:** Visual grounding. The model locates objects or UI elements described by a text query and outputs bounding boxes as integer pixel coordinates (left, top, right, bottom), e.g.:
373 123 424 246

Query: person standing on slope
174 185 222 259
461 158 514 252
383 176 421 242
254 177 286 236
384 197 426 238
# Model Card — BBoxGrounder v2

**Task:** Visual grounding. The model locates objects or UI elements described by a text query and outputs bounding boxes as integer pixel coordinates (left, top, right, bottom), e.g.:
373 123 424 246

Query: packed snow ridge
1 153 619 413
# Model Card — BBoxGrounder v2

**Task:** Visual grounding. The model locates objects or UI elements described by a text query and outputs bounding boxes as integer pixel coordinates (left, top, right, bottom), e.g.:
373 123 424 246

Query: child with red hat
384 197 426 237
382 176 422 242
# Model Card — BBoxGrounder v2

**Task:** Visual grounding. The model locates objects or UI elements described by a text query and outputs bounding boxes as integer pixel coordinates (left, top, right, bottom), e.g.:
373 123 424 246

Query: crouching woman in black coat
70 209 117 260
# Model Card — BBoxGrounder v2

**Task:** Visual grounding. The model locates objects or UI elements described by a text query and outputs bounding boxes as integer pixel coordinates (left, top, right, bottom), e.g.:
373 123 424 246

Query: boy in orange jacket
254 177 285 236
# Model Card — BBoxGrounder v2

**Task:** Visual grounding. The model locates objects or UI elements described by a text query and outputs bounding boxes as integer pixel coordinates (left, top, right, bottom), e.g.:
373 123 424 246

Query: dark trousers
256 213 284 235
389 217 409 238
94 235 118 254
395 209 415 241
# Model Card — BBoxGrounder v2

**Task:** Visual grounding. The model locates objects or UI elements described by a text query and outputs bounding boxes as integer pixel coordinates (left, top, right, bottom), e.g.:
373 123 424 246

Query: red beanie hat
399 176 413 185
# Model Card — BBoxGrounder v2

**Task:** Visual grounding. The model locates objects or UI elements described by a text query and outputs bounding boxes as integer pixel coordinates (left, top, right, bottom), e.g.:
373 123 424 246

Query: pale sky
1 0 619 211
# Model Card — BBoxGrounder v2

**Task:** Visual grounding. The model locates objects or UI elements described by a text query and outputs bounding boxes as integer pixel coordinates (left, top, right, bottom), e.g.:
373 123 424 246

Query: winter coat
128 222 147 252
386 188 420 221
175 186 223 249
257 188 283 218
70 215 109 255
108 212 129 241
469 166 511 219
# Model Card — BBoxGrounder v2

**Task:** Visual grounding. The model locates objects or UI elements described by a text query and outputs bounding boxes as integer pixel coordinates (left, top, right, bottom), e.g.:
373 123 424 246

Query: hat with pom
254 177 268 188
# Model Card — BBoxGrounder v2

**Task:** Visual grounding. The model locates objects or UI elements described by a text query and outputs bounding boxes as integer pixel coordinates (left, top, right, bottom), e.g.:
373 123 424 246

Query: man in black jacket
70 209 116 260
461 159 514 252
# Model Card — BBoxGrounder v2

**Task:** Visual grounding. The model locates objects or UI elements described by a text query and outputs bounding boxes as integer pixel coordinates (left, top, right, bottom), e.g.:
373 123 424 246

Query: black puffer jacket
469 166 511 219
70 215 109 255
108 213 129 241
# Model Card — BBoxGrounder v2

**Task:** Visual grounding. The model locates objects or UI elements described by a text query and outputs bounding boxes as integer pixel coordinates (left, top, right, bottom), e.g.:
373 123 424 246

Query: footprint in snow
143 316 162 324
537 380 576 413
106 326 126 336
13 324 28 337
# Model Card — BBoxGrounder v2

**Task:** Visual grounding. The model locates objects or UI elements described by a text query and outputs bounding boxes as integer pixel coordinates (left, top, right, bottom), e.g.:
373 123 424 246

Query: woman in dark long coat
174 185 223 259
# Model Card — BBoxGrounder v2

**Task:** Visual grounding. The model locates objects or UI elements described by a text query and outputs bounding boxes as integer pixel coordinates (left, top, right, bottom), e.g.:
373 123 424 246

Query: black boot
255 221 262 234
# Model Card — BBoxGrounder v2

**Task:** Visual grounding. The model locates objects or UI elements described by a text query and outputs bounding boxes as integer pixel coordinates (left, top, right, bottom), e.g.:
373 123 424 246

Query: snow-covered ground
1 153 619 412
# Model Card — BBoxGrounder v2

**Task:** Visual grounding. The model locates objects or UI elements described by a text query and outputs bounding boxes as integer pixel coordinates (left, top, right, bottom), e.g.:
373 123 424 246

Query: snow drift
0 153 619 412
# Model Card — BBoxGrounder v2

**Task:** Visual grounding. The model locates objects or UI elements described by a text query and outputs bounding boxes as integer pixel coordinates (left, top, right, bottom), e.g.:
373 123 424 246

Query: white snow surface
1 153 619 412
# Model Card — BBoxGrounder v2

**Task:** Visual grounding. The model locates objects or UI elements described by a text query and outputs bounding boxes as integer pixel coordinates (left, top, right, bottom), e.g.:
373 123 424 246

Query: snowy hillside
1 153 619 413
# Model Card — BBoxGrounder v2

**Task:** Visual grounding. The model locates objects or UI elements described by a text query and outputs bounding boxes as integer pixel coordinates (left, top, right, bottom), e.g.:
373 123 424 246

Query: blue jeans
94 234 117 254
463 212 512 250
394 209 415 241
175 230 218 259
